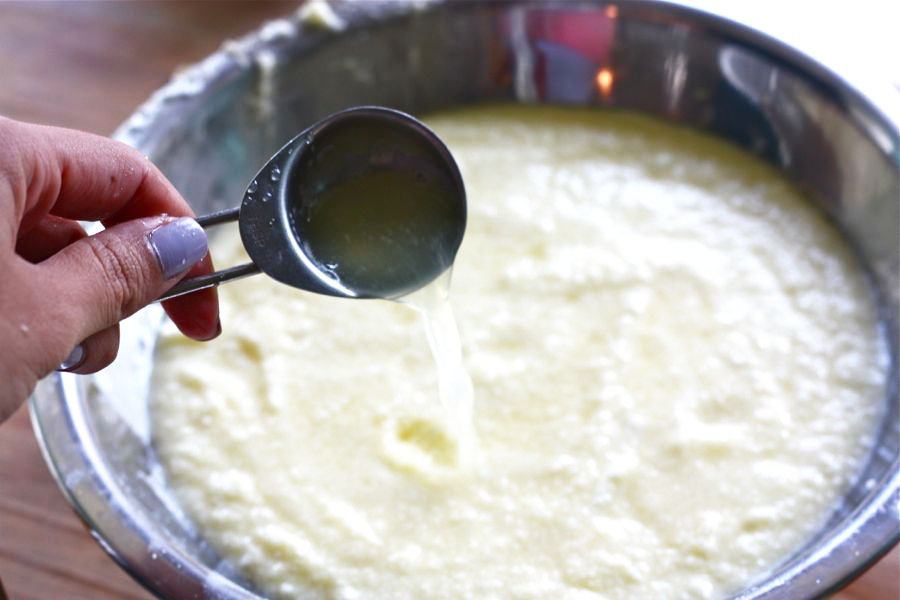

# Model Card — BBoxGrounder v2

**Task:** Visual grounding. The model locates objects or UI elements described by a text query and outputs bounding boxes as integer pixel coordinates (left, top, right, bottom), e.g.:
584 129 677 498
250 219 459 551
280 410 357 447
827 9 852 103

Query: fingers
161 257 222 341
58 325 120 375
19 216 219 340
15 215 86 262
38 216 209 344
3 117 187 227
2 117 220 340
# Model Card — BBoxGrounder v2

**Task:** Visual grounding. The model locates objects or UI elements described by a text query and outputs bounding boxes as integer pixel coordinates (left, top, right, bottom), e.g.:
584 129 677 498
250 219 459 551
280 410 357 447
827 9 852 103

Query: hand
0 117 220 423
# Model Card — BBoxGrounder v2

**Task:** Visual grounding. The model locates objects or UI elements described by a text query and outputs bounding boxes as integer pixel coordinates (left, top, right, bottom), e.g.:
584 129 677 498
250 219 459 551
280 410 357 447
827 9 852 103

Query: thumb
40 216 208 343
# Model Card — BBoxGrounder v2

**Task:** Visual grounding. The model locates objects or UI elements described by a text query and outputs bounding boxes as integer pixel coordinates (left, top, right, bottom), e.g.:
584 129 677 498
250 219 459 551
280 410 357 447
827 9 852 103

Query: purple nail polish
149 218 208 279
57 344 85 372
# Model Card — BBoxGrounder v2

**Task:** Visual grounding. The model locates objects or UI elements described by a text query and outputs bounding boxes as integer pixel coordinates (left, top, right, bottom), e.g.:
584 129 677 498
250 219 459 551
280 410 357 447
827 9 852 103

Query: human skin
0 116 220 423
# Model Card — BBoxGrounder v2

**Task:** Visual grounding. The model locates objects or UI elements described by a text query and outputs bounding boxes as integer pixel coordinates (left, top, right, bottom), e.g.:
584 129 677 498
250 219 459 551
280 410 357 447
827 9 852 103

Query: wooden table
0 2 896 599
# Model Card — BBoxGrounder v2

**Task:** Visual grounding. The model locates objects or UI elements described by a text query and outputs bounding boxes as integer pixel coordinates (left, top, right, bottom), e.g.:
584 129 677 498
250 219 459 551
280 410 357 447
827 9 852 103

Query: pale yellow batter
151 106 886 599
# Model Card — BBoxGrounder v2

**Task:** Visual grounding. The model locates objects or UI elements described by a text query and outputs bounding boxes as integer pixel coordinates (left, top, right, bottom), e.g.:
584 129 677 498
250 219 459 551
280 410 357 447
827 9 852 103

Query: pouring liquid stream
292 157 474 463
399 268 476 463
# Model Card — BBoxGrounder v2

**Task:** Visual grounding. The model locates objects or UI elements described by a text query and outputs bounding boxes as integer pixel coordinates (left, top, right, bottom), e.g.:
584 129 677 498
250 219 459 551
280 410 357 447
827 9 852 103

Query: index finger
6 118 220 341
7 119 187 226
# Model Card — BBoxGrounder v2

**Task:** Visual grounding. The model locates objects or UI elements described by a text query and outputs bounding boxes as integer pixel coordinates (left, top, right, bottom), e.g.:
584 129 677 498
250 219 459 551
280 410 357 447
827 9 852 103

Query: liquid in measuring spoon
292 167 465 299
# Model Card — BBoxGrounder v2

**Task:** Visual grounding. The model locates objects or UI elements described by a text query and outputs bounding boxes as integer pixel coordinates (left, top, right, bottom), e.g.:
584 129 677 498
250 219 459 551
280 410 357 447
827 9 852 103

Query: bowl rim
31 1 900 599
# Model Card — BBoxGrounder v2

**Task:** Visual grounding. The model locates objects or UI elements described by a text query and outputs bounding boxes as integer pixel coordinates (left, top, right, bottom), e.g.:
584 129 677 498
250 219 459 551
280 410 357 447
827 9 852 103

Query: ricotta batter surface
151 106 886 599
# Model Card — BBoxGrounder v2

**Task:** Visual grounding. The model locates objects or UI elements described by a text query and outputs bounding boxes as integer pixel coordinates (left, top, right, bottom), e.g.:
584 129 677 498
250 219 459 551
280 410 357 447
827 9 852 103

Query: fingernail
57 344 85 372
149 217 208 279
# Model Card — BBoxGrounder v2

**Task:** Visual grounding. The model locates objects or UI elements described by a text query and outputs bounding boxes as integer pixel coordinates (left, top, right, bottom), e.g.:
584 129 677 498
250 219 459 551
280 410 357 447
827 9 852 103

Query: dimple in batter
151 106 886 600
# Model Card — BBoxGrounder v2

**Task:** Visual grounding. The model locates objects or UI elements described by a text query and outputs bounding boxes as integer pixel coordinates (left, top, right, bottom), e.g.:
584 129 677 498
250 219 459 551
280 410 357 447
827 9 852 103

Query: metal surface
196 206 241 227
28 1 899 599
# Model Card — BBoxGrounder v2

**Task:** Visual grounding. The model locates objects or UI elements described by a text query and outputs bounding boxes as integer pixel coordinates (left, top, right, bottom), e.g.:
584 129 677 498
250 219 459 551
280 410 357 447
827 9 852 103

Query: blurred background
0 2 896 599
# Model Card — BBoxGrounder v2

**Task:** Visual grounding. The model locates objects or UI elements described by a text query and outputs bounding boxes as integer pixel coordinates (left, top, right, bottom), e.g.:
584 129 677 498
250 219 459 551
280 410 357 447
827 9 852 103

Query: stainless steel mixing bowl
29 1 899 598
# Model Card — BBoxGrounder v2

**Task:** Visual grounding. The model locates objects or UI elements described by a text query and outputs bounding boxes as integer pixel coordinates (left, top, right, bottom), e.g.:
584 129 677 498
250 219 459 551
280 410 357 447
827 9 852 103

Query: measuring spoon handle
156 206 261 302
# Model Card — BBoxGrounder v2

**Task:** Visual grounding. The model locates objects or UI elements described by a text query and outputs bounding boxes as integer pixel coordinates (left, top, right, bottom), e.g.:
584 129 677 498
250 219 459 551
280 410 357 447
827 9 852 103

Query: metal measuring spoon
159 106 466 302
